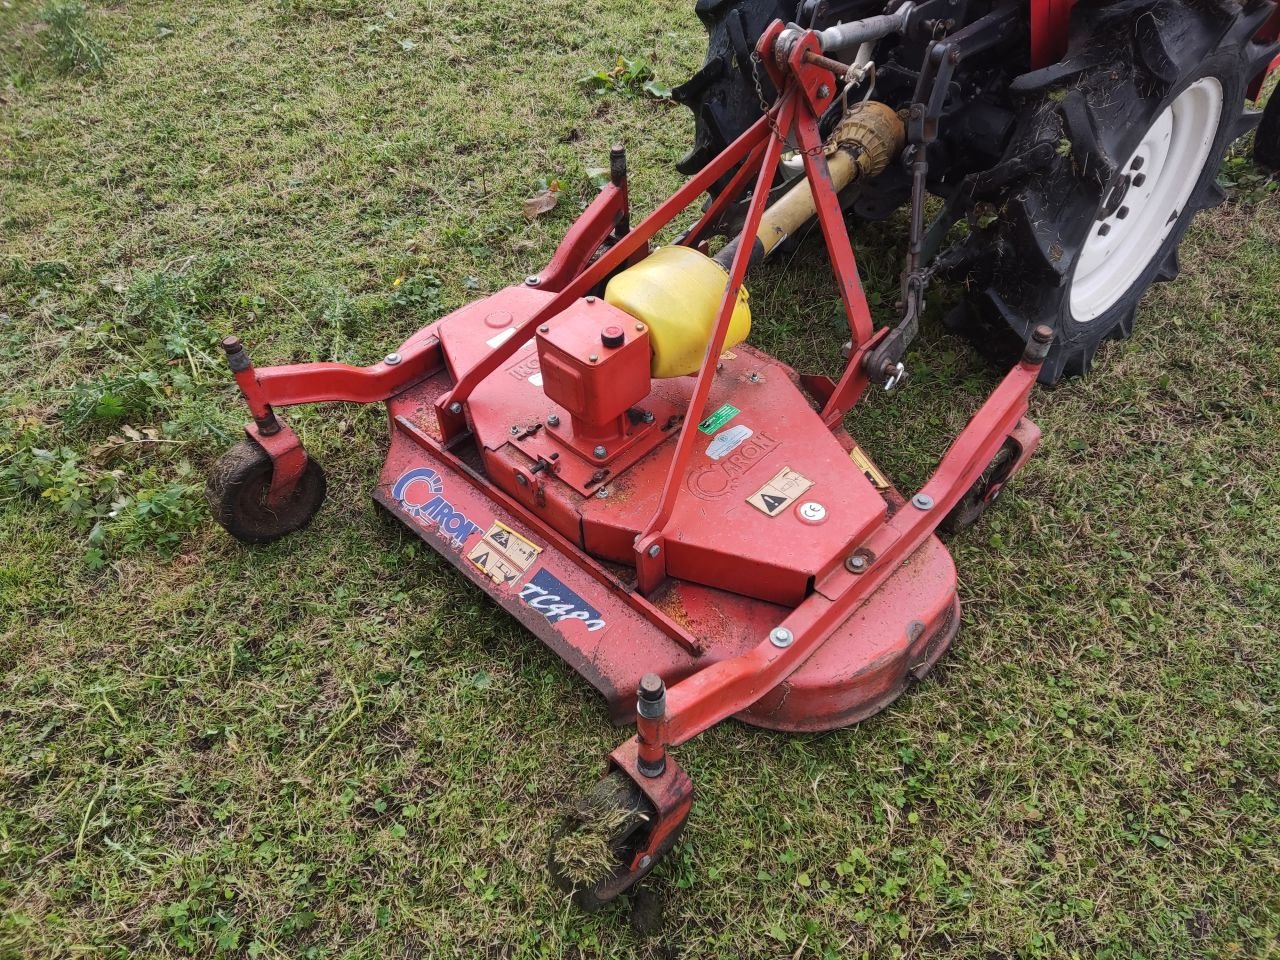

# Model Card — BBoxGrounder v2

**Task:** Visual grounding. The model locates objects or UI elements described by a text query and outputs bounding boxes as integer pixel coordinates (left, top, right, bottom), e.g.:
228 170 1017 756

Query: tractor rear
203 1 1280 909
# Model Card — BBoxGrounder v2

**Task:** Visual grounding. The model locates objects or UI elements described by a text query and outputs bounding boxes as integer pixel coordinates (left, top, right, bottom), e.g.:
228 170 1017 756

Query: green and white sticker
698 403 740 435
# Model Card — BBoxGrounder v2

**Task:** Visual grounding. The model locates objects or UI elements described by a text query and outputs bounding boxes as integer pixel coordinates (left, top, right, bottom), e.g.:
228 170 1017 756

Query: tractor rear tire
674 0 800 184
969 1 1277 384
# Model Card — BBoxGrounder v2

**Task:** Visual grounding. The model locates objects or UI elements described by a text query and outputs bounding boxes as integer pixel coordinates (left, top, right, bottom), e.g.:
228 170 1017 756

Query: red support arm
650 351 1044 749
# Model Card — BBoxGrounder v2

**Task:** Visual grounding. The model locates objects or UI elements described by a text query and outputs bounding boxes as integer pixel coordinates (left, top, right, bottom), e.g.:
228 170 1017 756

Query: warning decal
468 520 542 586
849 444 890 490
746 466 814 517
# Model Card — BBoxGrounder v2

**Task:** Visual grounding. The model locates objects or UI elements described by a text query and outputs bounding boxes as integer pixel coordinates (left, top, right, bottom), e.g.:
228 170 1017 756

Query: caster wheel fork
548 739 693 912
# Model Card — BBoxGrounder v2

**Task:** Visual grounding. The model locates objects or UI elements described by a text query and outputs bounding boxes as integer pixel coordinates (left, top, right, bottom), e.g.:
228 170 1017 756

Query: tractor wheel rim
1070 77 1224 323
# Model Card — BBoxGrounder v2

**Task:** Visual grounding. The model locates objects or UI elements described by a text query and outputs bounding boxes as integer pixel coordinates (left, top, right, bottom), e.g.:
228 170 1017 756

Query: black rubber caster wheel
548 770 667 912
940 442 1016 535
206 439 326 544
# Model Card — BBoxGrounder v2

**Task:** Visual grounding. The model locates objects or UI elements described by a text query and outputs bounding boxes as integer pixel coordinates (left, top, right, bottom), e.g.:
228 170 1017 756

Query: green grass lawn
2 2 1278 957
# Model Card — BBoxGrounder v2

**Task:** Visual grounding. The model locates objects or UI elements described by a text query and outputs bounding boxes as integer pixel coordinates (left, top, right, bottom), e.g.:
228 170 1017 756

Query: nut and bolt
585 295 596 303
769 627 795 648
589 354 599 363
384 352 402 366
639 855 653 869
845 553 869 574
448 402 463 415
647 544 661 558
1032 324 1054 344
817 84 830 98
595 487 610 499
515 473 528 486
538 324 550 334
593 445 607 460
641 410 655 424
635 323 645 332
546 414 560 427
912 493 935 511
525 275 541 286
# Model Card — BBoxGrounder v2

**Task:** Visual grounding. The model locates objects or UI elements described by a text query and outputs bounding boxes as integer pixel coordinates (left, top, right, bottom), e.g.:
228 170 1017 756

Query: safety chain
749 51 826 155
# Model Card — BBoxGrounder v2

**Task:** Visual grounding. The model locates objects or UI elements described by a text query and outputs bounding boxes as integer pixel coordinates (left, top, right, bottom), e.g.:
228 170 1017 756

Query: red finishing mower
206 1 1280 908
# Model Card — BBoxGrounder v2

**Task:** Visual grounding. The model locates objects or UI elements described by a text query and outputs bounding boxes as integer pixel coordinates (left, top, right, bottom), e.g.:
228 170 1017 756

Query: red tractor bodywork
1031 0 1076 67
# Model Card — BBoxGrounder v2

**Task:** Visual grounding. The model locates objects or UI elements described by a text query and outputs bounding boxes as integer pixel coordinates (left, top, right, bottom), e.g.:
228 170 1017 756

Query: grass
1 1 1278 957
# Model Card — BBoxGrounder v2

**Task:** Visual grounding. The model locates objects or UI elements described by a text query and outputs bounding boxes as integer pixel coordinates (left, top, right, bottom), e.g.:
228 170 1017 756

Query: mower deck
210 18 1054 905
373 291 962 731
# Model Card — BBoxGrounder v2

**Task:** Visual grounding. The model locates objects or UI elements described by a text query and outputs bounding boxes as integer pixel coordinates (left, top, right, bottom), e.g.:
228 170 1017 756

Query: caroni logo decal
392 467 482 548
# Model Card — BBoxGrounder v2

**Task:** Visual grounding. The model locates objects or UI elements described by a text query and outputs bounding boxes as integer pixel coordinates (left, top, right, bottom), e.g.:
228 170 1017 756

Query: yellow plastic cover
604 245 751 379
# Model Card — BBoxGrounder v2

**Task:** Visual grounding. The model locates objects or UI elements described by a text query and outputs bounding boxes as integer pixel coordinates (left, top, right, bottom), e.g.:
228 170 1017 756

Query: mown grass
1 2 1278 957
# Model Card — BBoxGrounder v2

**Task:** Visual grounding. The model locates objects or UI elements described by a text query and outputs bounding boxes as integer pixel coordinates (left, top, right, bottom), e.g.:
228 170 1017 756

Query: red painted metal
1248 8 1280 99
245 421 309 510
1030 0 1076 69
533 181 631 293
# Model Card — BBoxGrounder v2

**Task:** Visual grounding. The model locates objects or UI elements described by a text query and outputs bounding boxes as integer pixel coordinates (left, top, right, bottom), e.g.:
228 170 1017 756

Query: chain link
748 52 827 157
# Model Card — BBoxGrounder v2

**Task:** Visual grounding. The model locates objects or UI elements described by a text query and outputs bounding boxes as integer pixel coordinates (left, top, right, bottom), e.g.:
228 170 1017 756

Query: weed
38 0 108 74
579 56 672 99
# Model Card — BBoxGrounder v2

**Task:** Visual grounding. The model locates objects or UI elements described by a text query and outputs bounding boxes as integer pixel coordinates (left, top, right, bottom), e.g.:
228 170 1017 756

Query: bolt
770 627 794 648
817 84 830 98
510 425 520 435
593 445 607 460
538 324 549 334
749 371 761 383
912 493 935 510
647 544 661 558
525 275 540 286
1098 223 1112 237
639 855 653 869
448 402 462 415
589 354 599 363
585 295 596 303
641 410 655 424
547 414 560 427
595 487 610 499
384 352 402 365
222 336 243 355
845 554 868 574
1032 324 1054 344
635 323 645 332
638 673 665 703
1133 173 1146 187
515 473 528 486
1116 206 1129 220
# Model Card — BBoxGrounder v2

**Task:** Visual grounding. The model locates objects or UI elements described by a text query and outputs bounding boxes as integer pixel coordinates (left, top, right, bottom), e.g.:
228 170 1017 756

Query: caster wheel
940 441 1016 535
206 439 327 544
548 770 668 911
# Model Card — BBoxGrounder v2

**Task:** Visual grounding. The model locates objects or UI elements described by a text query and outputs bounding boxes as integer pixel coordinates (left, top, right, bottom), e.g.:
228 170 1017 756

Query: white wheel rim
1069 77 1224 323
